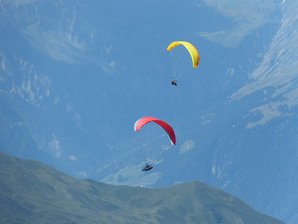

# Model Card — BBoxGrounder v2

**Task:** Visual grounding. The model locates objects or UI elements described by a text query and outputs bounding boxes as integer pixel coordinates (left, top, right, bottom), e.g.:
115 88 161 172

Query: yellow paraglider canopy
167 41 200 69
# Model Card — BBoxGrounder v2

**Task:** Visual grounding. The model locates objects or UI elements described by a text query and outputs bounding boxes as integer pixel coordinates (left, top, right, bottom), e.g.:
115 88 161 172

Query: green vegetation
0 152 284 224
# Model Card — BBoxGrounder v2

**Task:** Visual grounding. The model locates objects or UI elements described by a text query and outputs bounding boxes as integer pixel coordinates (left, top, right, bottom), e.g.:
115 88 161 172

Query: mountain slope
1 0 297 223
0 152 284 224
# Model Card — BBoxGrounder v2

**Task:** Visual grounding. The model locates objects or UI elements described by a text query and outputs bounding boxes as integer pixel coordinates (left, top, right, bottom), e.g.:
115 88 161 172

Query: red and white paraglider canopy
134 116 176 145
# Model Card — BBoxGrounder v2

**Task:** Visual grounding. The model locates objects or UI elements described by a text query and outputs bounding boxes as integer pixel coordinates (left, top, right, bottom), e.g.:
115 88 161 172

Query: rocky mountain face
1 0 297 223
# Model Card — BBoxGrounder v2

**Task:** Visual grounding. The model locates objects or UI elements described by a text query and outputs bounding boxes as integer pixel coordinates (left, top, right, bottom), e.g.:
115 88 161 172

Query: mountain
0 0 297 223
0 152 284 224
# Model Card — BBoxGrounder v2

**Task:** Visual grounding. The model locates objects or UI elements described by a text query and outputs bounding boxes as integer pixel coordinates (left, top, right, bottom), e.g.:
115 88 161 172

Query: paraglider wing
167 41 200 68
134 116 176 145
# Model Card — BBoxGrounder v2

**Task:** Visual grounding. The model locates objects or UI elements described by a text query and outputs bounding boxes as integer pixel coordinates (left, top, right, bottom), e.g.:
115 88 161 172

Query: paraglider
167 41 200 69
142 163 153 171
134 116 176 145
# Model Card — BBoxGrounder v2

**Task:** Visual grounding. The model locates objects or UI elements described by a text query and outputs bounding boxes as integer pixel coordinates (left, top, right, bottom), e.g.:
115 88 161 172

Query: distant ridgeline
0 152 284 224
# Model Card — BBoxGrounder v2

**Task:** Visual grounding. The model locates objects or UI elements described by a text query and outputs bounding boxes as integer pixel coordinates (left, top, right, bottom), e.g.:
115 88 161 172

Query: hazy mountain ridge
0 0 297 223
0 152 285 224
200 0 279 47
231 0 298 127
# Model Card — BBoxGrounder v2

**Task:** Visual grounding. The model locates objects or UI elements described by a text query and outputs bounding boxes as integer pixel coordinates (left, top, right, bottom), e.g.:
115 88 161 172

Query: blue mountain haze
1 0 297 223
